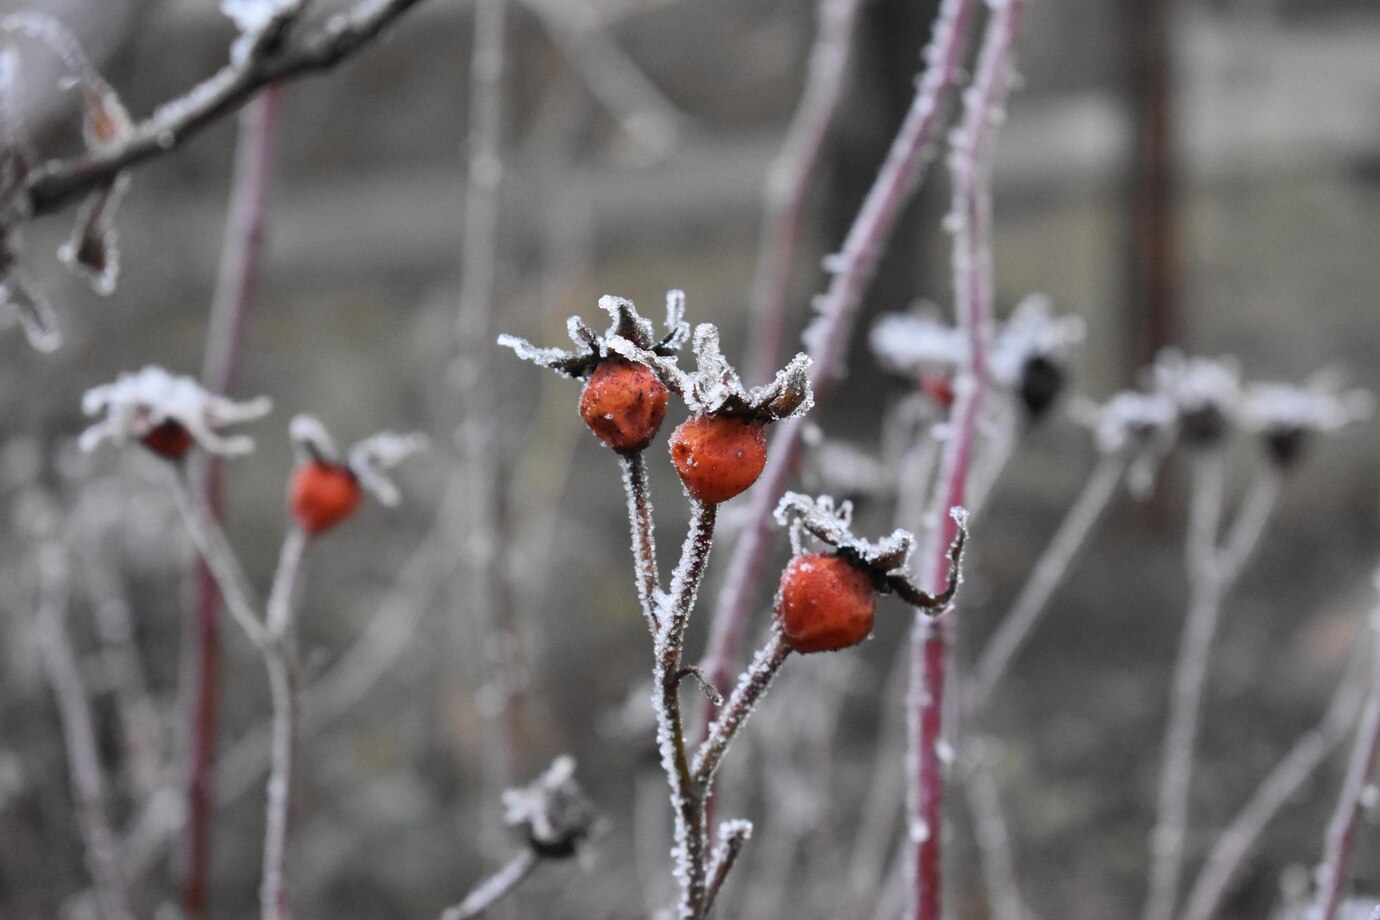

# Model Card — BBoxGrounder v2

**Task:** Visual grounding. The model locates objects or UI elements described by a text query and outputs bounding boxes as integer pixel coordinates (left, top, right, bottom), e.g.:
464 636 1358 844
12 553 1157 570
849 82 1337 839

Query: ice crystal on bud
613 321 813 423
1238 375 1371 468
501 755 597 859
498 290 689 380
289 414 426 506
1148 350 1242 445
80 366 271 456
988 293 1085 386
1072 390 1178 497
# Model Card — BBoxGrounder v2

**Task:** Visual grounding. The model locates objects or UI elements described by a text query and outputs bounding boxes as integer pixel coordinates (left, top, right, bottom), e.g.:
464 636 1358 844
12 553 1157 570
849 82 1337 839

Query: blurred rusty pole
1128 0 1178 376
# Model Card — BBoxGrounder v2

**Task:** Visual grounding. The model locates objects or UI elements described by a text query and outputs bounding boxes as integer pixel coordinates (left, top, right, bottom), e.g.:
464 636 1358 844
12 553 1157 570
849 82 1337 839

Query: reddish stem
700 0 977 726
184 84 281 919
910 0 1028 916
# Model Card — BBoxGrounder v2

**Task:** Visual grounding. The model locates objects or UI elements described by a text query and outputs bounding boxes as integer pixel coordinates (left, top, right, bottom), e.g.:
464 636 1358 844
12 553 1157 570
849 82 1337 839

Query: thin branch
691 631 791 789
35 542 137 920
259 527 309 920
701 0 977 717
169 469 266 648
620 451 662 632
1179 641 1372 920
961 739 1036 920
910 1 1029 916
1145 458 1281 920
23 0 437 217
968 452 1127 712
744 0 863 384
187 84 282 919
440 850 539 920
703 820 753 917
1313 605 1380 920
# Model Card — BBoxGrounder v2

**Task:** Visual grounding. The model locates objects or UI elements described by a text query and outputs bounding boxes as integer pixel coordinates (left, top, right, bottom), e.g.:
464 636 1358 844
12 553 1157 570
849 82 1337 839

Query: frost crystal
871 294 1083 388
500 755 597 859
1148 350 1241 445
80 366 271 455
289 414 427 506
612 320 814 423
1073 390 1178 497
498 289 689 380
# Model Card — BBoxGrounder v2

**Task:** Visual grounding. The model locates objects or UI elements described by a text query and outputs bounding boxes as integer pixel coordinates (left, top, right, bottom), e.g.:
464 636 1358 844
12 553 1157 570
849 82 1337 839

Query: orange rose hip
775 553 877 653
578 359 670 453
290 460 362 535
140 419 195 460
668 414 768 504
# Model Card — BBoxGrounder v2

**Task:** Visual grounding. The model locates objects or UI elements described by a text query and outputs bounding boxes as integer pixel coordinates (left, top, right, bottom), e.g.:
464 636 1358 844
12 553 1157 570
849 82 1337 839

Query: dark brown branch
22 0 435 217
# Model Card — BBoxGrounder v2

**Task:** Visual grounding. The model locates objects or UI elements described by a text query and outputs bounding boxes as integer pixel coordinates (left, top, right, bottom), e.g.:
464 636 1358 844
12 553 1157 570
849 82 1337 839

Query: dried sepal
80 366 272 456
1238 374 1372 468
0 235 57 351
1071 390 1178 498
614 321 814 424
498 289 688 380
773 491 966 613
58 171 128 296
501 755 598 860
1147 349 1242 447
347 431 429 506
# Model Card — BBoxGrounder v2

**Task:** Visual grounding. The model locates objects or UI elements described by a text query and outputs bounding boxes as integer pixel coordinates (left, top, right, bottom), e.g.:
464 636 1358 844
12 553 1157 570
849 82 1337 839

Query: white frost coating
288 414 339 461
348 431 428 506
1072 390 1178 498
775 491 916 573
1238 376 1372 437
80 366 271 455
1148 349 1242 422
58 172 130 296
0 262 59 352
871 293 1083 387
909 819 931 844
499 290 690 381
934 738 955 765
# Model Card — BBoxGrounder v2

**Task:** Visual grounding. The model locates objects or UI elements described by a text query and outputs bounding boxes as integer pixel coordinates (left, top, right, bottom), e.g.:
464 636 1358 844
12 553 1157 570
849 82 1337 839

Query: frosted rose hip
578 359 670 453
290 460 362 535
775 552 877 653
669 415 768 504
140 419 195 460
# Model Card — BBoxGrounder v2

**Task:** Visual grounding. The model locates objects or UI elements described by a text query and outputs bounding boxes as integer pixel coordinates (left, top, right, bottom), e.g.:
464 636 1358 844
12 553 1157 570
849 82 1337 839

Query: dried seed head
669 414 767 504
501 755 597 860
1238 376 1371 469
578 358 669 453
775 552 877 653
80 366 271 457
498 290 688 381
1148 350 1241 448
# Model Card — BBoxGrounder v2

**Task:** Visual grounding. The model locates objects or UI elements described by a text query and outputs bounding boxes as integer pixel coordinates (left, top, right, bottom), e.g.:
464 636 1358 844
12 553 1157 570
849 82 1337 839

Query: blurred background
1 0 1379 917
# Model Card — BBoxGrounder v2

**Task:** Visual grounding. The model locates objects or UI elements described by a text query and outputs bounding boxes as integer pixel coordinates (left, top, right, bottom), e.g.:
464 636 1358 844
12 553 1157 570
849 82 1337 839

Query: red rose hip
668 414 768 504
290 460 362 535
775 553 877 654
140 419 195 460
578 359 670 453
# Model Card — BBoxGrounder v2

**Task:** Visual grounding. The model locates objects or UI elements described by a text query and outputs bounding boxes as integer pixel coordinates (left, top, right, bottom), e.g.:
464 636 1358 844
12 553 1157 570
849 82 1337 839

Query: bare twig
259 527 309 920
35 542 137 920
22 0 437 217
169 469 266 649
968 452 1127 712
692 631 791 789
910 2 1029 916
186 83 282 920
703 820 753 917
744 0 863 383
1144 459 1280 920
1179 641 1372 920
702 0 977 722
962 739 1036 920
440 850 539 920
621 451 661 632
1313 598 1380 920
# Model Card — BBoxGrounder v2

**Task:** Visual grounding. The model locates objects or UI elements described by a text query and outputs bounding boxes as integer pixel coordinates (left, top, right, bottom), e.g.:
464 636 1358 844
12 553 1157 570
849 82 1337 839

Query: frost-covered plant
502 292 965 919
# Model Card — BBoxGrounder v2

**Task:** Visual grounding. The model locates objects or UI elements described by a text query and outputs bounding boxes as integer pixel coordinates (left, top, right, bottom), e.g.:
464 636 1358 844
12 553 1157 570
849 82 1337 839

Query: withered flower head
498 290 689 380
501 755 598 860
1238 374 1371 468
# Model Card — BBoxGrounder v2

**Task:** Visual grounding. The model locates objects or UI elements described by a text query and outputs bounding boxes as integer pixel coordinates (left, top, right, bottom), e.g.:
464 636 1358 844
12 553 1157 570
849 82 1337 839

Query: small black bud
1179 403 1229 447
1018 354 1065 420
